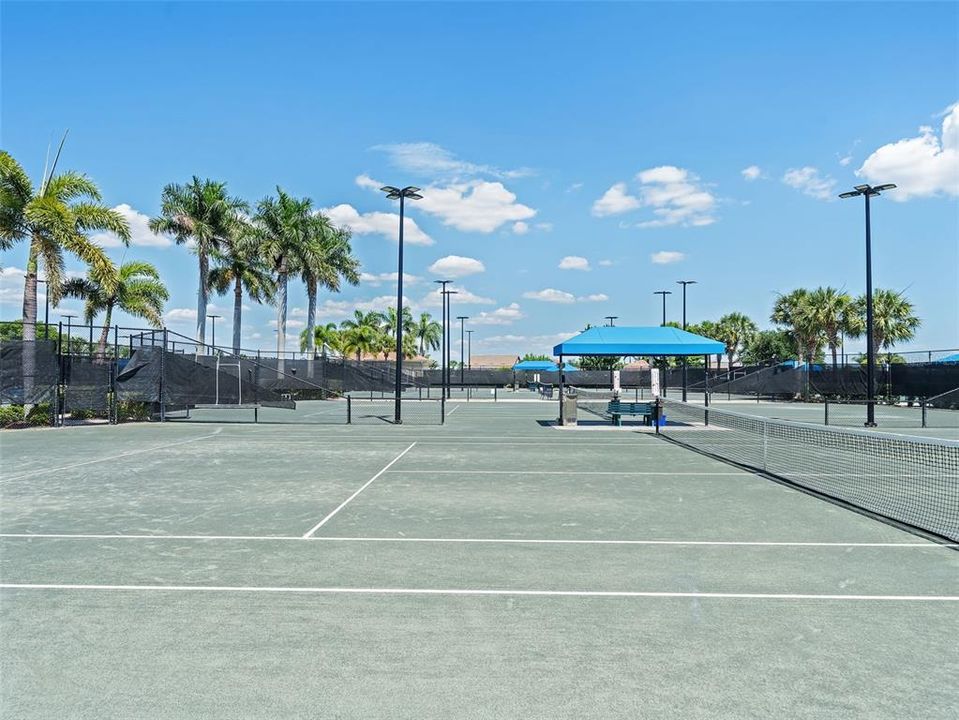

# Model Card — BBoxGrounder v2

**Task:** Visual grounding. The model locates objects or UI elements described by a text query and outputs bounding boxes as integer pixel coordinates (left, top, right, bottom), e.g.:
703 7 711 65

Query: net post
703 354 710 426
557 354 565 425
440 391 446 424
347 395 352 424
824 400 829 426
111 324 119 424
494 387 498 402
55 321 64 427
921 399 927 428
654 398 661 435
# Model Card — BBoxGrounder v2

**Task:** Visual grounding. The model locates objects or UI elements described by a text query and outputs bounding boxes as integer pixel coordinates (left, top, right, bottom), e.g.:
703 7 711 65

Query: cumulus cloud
741 165 762 181
535 222 553 232
355 174 536 234
91 204 172 248
324 203 433 245
470 303 525 326
558 256 590 271
371 142 534 180
591 182 640 217
414 180 536 233
782 167 837 201
650 251 686 264
857 103 959 200
523 288 575 304
313 295 404 321
418 286 495 308
512 221 529 235
838 155 853 167
428 255 486 278
578 293 608 302
164 308 197 323
598 259 614 267
593 167 717 227
359 272 420 287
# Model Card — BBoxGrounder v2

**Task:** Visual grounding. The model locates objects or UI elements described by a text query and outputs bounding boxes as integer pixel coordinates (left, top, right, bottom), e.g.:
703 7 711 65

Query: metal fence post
159 328 167 421
111 325 119 424
921 399 927 428
54 321 64 427
441 391 446 425
824 400 829 426
347 395 352 424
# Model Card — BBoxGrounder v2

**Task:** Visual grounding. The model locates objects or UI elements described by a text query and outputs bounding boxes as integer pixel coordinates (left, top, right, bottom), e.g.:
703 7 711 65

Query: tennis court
2 399 958 718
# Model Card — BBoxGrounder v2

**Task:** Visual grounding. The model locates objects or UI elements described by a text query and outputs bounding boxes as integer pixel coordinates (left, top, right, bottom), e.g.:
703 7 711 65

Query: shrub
26 403 51 426
0 405 25 427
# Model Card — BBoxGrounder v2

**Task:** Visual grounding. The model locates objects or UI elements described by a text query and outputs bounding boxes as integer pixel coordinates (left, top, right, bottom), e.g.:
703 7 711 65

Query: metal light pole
381 185 423 423
207 314 221 353
444 290 458 398
466 330 474 369
605 316 618 327
654 291 672 326
434 280 451 397
457 316 469 386
839 182 896 427
677 280 697 402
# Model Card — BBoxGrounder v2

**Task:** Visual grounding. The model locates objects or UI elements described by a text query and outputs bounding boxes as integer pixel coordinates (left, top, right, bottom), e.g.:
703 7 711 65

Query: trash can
560 393 577 426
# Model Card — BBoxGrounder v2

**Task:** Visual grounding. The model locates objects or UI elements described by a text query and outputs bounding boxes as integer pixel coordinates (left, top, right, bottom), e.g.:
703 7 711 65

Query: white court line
383 470 746 476
447 404 462 416
0 533 951 548
301 442 417 538
1 583 956 601
1 430 223 482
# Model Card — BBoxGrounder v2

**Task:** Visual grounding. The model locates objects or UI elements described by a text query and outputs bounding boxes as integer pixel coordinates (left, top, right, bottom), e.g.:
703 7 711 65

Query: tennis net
658 398 959 543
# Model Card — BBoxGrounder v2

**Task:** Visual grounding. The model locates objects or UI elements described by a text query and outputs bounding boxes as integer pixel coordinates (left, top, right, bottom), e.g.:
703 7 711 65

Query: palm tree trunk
95 304 113 360
232 276 243 356
306 281 316 379
830 343 838 371
276 265 287 377
21 242 39 413
196 252 209 351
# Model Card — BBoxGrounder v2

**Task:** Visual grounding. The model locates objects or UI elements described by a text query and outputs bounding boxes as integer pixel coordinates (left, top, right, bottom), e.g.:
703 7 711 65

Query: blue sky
2 1 957 358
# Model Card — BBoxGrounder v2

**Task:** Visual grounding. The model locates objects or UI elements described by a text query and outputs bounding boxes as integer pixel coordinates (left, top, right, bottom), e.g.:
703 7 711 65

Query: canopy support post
558 354 565 425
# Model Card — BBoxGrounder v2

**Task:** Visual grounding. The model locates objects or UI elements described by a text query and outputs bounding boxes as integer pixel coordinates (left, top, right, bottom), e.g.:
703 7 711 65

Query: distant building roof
470 354 520 369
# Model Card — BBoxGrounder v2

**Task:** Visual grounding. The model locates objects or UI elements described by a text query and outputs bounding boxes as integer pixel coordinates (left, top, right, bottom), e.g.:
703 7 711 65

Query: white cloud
324 203 433 245
591 182 640 217
741 165 762 181
782 167 837 201
650 251 686 264
598 259 614 267
634 166 717 227
535 222 553 232
414 180 536 233
356 175 536 234
838 155 853 167
857 103 959 201
91 204 172 248
558 256 590 271
523 288 575 304
428 255 486 278
164 308 197 323
313 295 403 321
566 183 584 193
470 303 524 326
512 221 529 235
270 319 305 329
595 167 717 227
578 293 608 302
370 142 533 180
359 272 420 287
418 286 495 309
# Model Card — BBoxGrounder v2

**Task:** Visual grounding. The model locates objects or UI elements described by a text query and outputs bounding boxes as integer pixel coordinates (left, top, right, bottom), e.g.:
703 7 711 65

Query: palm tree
380 305 414 344
340 324 379 361
341 310 383 331
0 149 130 408
252 187 315 375
299 217 360 376
299 322 341 357
208 224 275 355
852 289 921 361
802 287 858 369
771 289 821 363
62 261 168 358
689 320 724 368
413 312 442 356
149 177 247 348
716 312 758 370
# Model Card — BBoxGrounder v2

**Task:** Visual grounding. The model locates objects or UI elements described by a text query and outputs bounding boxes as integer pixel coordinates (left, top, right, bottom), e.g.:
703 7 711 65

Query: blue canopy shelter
513 360 577 372
551 326 726 424
934 353 959 364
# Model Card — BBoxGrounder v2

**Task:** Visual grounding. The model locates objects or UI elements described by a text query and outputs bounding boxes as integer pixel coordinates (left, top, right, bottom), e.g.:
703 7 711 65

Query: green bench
607 400 655 426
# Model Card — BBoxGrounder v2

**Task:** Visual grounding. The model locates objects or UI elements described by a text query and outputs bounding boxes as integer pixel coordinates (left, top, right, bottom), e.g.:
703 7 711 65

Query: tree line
298 307 443 362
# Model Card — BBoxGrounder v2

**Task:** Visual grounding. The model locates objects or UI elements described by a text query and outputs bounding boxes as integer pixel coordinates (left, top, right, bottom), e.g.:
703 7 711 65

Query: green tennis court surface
2 401 957 718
